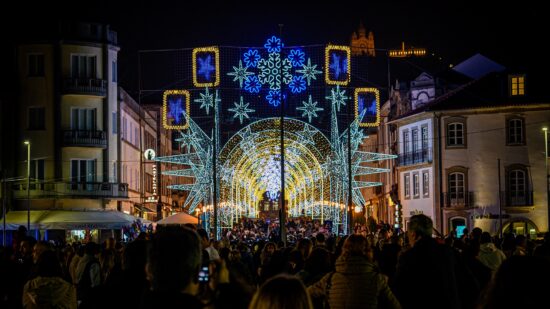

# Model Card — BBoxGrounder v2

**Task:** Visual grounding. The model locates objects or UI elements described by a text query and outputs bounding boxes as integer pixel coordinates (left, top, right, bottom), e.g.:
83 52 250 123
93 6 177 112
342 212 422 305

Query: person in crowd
22 250 77 309
75 242 101 308
315 233 326 248
393 214 479 309
297 247 332 286
512 235 527 256
308 234 401 309
534 232 550 257
478 232 506 273
377 234 403 281
249 274 313 309
296 238 313 260
198 228 220 261
140 226 202 308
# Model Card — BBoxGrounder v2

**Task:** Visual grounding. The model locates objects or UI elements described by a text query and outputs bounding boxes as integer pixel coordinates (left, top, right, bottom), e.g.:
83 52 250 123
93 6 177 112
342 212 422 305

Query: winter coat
23 276 77 309
478 243 507 272
308 255 401 309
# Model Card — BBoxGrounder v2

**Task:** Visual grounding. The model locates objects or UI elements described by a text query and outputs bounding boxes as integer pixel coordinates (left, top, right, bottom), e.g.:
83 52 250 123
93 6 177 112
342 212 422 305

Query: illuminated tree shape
266 90 282 107
244 75 261 93
227 60 253 88
264 36 283 53
243 49 261 68
168 97 184 124
325 85 349 112
194 87 215 115
289 76 307 94
297 95 324 123
257 53 292 90
288 49 306 67
228 96 255 124
197 55 215 81
296 58 322 86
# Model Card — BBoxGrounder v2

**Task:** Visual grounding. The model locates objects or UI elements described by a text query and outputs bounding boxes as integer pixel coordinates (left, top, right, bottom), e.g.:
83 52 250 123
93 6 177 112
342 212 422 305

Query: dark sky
2 0 544 93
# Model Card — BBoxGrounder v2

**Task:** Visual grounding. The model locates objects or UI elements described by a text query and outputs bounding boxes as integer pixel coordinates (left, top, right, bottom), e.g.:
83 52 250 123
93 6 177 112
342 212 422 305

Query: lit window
413 173 420 197
404 174 411 199
510 75 525 96
423 171 429 197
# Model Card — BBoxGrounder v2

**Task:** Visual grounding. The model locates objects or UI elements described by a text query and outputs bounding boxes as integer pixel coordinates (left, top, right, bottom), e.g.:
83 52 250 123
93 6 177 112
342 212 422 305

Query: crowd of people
1 214 550 308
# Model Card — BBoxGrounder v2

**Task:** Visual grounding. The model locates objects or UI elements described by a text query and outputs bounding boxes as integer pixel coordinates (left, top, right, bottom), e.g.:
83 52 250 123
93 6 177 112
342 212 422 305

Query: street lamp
543 127 549 231
23 141 31 233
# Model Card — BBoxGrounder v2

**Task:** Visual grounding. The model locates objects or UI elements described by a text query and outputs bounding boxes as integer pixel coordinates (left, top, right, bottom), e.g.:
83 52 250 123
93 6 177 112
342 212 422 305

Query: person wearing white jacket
478 232 506 272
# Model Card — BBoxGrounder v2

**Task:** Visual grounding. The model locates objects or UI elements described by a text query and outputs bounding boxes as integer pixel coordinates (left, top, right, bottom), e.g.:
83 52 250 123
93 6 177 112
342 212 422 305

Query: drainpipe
435 112 444 233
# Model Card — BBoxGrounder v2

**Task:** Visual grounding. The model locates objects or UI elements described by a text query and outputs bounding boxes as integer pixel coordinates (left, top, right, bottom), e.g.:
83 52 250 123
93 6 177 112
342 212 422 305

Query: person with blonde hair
249 274 313 309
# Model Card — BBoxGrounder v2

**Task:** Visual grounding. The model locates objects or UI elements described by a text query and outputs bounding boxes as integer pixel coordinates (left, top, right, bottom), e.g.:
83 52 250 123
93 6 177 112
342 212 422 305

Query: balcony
502 191 534 207
63 78 107 97
13 182 128 199
398 148 432 166
443 191 475 208
62 130 107 148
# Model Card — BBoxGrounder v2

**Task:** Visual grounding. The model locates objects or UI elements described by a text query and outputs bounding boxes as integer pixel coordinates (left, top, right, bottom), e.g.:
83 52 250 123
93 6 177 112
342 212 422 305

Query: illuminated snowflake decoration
325 85 349 112
243 49 261 68
194 87 215 115
288 49 306 67
297 95 324 123
266 90 282 107
228 96 255 124
227 60 253 88
296 58 322 86
197 55 215 81
289 76 307 94
264 35 283 53
257 53 292 90
244 75 261 93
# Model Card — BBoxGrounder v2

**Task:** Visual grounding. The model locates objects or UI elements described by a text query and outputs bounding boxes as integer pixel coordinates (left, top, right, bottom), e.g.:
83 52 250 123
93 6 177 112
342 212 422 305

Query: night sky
2 0 544 94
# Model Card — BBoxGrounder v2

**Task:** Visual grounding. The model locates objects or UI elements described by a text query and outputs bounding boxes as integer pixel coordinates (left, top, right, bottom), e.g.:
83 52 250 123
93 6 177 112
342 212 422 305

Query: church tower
351 22 375 56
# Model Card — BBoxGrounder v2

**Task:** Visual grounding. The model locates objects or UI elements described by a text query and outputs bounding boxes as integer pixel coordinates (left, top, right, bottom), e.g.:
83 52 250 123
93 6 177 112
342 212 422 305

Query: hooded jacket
479 243 507 271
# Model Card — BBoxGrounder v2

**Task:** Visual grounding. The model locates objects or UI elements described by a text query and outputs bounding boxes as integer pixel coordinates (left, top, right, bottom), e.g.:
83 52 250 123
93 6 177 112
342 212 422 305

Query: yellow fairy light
192 46 220 87
162 89 190 129
354 87 380 127
325 44 351 86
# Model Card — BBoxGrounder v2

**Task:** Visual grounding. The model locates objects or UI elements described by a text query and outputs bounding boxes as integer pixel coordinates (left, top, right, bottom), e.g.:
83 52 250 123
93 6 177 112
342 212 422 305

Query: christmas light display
296 58 322 86
228 96 255 124
296 95 324 123
227 60 253 88
325 45 351 85
192 46 220 87
162 90 190 129
354 88 380 127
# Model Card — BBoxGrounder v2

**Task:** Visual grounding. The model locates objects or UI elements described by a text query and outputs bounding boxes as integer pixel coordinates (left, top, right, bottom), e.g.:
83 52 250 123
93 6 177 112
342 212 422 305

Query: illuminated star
197 55 215 81
228 97 255 124
194 87 214 115
297 95 324 123
168 97 184 124
325 85 348 112
296 125 317 146
227 60 253 88
296 58 322 86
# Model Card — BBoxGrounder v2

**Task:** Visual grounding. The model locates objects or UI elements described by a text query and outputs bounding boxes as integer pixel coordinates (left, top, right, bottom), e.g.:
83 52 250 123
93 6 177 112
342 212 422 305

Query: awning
156 212 198 225
134 204 157 213
1 210 151 230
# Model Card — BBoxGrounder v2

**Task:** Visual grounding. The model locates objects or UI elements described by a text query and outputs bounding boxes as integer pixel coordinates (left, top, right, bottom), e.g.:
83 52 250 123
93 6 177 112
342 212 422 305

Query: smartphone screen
198 266 209 282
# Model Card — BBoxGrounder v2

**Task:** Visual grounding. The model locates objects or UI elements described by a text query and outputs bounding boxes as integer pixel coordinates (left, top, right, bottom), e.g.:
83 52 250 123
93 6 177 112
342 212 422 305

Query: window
28 54 44 77
447 123 464 146
448 172 465 203
507 117 525 145
28 107 45 130
122 117 127 139
412 129 419 153
71 55 97 79
112 61 118 82
510 75 525 96
123 164 127 183
421 125 428 150
423 171 429 197
30 159 45 189
112 112 118 134
71 108 97 131
413 173 420 198
135 127 139 146
70 159 96 190
403 130 410 153
506 165 530 206
404 173 411 199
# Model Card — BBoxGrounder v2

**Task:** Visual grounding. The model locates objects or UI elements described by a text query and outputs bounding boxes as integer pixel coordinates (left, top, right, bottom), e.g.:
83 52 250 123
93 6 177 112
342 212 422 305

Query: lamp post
24 141 31 233
543 127 549 230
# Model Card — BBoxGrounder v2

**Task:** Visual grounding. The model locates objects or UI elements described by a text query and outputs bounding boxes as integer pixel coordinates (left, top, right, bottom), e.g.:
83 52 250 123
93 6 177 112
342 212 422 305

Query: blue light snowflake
257 53 292 90
266 90 282 107
228 96 255 124
168 97 184 124
296 58 322 86
227 60 253 88
297 95 324 123
329 53 348 80
289 76 306 94
197 55 215 81
244 75 261 93
288 49 305 67
243 49 261 68
264 36 283 53
194 87 214 115
325 85 349 112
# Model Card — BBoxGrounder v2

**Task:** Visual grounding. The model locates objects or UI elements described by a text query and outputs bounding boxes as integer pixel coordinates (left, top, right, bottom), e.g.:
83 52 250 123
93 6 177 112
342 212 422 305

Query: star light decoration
325 85 349 112
227 60 253 88
192 46 220 87
228 96 255 124
296 95 324 123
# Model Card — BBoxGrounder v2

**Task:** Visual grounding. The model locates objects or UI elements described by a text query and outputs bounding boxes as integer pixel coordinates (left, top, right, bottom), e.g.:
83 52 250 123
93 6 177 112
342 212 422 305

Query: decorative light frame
162 89 191 129
354 87 380 127
192 46 220 87
325 44 351 86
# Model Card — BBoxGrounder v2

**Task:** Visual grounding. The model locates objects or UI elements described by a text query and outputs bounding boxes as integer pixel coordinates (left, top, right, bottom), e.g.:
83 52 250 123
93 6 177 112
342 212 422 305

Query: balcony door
71 55 97 79
509 169 527 205
71 108 97 131
448 172 465 205
71 159 96 190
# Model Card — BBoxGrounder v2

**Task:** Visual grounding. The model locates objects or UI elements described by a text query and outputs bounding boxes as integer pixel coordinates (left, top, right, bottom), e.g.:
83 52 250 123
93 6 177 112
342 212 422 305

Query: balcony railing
62 130 107 148
398 148 432 166
502 191 534 207
443 191 475 208
13 182 128 199
63 78 107 96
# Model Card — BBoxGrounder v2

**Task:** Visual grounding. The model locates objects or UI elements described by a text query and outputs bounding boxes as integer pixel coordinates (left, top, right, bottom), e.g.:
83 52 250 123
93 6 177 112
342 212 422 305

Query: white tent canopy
156 212 198 225
2 210 151 230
